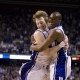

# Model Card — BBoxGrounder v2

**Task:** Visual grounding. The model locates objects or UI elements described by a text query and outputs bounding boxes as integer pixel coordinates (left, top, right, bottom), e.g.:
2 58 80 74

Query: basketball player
19 10 66 80
31 12 71 80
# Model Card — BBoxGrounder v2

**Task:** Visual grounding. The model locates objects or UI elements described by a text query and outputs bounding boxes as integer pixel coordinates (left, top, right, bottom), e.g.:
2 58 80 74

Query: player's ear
59 19 61 23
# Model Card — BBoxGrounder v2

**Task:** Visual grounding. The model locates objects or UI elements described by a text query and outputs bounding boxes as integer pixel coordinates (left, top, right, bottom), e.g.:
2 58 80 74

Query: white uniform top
27 29 52 80
34 29 52 68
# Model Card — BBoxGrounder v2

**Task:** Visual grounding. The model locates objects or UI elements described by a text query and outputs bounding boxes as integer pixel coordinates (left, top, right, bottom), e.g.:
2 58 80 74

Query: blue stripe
3 54 10 59
21 51 38 80
56 23 62 27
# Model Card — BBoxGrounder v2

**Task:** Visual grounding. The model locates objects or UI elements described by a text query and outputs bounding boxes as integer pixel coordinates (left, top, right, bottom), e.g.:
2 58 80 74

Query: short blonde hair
33 10 48 23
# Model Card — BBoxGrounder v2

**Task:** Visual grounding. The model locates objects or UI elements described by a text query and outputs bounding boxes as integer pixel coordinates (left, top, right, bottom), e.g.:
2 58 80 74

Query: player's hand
30 34 36 44
63 35 68 43
58 41 65 48
64 43 69 50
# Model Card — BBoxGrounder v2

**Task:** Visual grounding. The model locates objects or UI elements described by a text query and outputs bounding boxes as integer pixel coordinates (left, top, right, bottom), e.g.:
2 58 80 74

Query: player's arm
45 35 69 57
30 34 36 44
31 31 65 57
31 37 66 57
46 35 69 57
30 30 58 51
30 31 45 51
44 41 65 58
35 29 63 51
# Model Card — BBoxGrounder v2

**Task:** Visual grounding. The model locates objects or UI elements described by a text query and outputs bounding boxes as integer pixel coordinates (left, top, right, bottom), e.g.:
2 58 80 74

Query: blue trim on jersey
21 61 35 80
58 48 66 56
36 29 52 48
36 29 47 39
54 25 67 79
21 51 38 80
55 48 67 79
56 23 62 27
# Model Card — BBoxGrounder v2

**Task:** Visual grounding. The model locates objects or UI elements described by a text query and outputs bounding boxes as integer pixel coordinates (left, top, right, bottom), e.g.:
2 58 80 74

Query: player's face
35 17 46 31
48 14 59 28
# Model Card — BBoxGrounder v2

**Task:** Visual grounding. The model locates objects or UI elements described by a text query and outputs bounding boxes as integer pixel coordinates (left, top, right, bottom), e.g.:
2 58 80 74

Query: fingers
58 41 65 48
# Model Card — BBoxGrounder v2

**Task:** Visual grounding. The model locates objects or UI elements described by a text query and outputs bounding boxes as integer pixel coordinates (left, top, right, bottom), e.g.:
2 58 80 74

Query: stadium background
0 0 80 80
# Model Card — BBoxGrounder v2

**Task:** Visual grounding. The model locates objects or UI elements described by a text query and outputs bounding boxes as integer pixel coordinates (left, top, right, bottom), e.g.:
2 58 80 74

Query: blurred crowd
68 66 80 80
0 64 20 80
62 10 80 55
0 8 36 55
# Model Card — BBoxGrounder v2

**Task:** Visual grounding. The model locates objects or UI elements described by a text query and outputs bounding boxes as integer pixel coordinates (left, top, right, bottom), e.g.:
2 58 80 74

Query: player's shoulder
51 29 62 34
55 29 62 33
34 30 43 36
52 29 62 34
49 29 63 38
34 30 42 34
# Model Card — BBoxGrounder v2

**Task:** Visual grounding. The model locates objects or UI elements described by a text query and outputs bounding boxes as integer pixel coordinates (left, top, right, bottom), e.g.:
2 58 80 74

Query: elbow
64 45 69 50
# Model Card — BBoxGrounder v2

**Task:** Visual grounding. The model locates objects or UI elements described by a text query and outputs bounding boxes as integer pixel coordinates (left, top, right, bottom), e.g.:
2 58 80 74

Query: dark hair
51 12 62 20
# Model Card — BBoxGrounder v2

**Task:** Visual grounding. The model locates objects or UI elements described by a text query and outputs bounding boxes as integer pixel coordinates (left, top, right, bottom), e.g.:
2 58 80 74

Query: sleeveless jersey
32 29 52 69
49 24 70 80
20 29 51 80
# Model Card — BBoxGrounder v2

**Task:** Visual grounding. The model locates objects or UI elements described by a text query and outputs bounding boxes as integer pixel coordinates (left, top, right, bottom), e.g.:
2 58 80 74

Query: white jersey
34 29 52 68
27 29 52 80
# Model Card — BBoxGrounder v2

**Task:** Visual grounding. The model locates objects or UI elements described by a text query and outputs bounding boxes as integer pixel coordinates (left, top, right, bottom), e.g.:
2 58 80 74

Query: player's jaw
48 22 54 28
39 25 46 31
